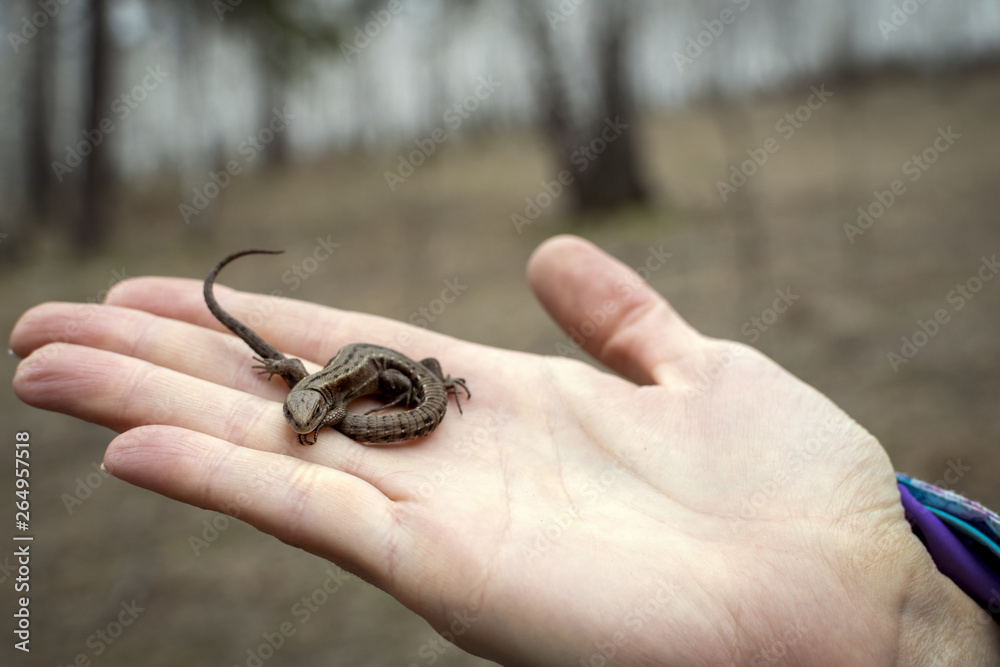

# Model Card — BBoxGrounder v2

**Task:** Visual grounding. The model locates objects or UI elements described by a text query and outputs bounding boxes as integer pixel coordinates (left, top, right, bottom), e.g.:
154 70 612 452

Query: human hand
11 236 997 665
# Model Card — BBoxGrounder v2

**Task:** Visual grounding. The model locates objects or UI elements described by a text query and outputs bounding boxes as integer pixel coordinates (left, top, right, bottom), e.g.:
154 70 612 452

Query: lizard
203 249 469 445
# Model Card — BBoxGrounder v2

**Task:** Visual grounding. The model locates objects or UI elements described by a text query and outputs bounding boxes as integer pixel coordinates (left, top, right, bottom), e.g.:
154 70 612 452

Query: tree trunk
521 0 651 215
74 0 112 250
569 0 649 212
254 26 292 166
259 64 289 165
25 14 54 223
519 0 574 174
713 102 771 303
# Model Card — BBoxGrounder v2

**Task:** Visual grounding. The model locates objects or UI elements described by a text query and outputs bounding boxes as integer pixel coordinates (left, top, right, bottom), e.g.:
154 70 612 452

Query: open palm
10 236 986 666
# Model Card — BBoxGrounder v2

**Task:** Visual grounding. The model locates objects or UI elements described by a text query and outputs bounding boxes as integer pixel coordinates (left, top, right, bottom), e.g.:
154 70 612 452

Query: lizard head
284 389 344 434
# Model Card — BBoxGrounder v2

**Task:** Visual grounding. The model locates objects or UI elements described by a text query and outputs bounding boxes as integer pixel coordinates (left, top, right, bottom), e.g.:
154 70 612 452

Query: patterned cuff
897 473 1000 619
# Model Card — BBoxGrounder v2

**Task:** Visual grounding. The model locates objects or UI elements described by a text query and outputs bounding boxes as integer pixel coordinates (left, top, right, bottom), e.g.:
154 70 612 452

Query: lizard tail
203 249 287 362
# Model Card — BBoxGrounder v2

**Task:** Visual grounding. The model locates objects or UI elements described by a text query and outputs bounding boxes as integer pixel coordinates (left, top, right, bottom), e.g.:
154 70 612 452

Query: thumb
527 235 703 386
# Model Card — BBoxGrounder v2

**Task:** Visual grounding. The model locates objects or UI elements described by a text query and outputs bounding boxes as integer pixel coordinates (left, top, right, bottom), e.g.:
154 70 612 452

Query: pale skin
10 235 1000 665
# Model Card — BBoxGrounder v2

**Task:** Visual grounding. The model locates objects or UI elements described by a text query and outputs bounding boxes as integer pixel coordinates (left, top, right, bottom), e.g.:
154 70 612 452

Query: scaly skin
203 249 468 444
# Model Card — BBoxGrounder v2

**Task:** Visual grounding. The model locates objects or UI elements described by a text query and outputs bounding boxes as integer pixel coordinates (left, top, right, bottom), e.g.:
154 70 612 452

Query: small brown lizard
204 249 469 445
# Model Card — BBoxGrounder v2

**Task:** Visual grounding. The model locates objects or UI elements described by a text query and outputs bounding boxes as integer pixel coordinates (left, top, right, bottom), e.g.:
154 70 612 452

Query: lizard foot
444 377 471 414
252 356 307 384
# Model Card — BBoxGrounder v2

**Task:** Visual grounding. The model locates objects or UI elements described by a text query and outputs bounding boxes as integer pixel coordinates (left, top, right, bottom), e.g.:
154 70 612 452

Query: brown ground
2 67 1000 666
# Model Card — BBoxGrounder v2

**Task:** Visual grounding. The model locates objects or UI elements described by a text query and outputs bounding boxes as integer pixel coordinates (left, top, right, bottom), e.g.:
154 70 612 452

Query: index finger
106 276 469 368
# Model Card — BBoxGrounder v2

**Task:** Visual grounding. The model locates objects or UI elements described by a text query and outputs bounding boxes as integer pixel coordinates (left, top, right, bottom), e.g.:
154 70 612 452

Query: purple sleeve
898 483 1000 613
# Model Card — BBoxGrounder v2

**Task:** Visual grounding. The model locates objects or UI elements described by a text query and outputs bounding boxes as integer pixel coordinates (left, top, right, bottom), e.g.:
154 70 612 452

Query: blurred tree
67 0 345 249
24 4 54 224
181 0 343 166
699 0 772 302
74 0 112 250
520 0 650 214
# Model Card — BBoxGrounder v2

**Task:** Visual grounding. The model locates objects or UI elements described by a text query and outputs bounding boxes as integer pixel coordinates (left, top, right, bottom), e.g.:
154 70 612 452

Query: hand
11 236 998 665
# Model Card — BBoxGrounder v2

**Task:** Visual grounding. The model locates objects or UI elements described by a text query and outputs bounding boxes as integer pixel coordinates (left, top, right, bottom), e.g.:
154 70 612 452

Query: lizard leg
419 358 446 380
444 377 470 414
252 356 308 387
364 369 414 415
319 405 349 428
420 358 470 413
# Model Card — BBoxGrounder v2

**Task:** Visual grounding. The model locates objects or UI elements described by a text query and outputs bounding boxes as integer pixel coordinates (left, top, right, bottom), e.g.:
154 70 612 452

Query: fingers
13 341 289 444
105 276 462 366
527 235 703 386
103 425 396 584
11 301 299 402
11 342 384 477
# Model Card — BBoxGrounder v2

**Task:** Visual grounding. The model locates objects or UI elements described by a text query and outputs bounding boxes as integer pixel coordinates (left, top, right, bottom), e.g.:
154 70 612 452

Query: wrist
895 535 1000 665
